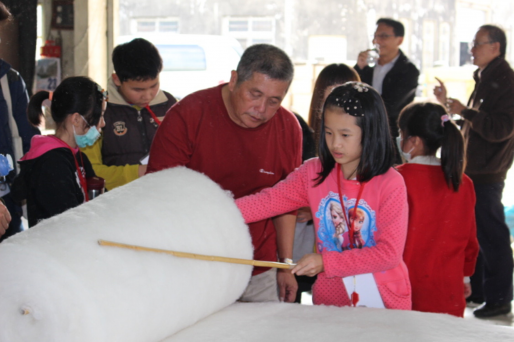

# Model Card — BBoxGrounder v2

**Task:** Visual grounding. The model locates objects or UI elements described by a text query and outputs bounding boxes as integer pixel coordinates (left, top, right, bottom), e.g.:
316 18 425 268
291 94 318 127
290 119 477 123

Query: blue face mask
0 154 13 177
74 116 101 148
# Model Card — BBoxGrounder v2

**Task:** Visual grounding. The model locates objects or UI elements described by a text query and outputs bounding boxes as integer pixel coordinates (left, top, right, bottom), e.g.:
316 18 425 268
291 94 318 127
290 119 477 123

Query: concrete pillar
106 0 119 77
74 0 108 88
283 0 294 57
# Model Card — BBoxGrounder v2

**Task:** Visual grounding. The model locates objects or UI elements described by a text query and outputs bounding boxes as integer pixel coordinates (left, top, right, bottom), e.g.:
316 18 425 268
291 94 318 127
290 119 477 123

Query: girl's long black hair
27 76 105 128
307 64 360 146
315 82 395 185
398 102 465 191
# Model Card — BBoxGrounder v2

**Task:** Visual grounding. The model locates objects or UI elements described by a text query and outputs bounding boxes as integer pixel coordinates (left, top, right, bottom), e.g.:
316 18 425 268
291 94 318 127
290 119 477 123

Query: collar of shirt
408 155 441 166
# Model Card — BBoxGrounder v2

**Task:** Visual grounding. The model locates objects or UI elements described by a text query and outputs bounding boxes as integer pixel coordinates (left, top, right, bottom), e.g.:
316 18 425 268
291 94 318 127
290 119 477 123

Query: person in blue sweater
0 2 40 241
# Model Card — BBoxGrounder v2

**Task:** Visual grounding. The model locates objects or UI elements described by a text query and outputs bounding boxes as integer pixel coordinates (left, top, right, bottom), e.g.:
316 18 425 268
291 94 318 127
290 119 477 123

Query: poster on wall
33 57 61 93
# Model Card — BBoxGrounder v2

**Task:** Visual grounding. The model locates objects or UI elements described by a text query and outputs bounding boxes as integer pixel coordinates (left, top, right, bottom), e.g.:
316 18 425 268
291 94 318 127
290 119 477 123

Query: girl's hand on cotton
291 253 324 277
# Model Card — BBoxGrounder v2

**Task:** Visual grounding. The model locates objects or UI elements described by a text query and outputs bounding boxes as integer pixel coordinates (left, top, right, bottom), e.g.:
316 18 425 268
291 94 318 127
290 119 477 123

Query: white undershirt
372 54 400 95
409 155 441 166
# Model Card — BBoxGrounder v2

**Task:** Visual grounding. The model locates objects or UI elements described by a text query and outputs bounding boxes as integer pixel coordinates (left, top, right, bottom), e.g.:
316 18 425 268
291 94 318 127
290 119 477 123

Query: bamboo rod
98 240 295 269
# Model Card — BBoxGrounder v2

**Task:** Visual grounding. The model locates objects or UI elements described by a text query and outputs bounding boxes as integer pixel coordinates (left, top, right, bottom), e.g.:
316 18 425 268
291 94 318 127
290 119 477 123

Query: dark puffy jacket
102 78 177 166
461 57 514 184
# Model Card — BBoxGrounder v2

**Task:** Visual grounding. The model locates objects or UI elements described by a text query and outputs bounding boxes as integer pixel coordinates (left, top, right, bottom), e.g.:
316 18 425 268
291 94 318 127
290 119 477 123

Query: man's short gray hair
236 44 294 85
480 25 507 59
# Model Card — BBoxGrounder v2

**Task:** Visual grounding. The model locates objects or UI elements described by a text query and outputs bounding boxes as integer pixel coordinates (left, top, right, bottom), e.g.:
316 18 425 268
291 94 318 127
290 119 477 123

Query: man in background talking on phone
354 18 419 162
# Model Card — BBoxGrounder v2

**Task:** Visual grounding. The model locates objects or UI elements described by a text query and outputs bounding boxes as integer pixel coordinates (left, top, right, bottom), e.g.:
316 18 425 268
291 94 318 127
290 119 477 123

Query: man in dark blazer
354 18 419 162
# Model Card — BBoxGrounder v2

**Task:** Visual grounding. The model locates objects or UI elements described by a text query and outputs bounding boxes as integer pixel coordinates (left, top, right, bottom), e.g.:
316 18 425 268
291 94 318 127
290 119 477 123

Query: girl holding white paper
236 82 411 310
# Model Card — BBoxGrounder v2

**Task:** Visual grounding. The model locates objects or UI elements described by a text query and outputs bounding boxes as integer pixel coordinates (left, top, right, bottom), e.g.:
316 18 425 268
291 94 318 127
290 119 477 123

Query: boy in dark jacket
81 38 177 190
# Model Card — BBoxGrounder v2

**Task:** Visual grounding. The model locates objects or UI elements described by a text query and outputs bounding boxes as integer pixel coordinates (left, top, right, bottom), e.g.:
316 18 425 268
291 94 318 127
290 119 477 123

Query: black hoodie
12 135 95 227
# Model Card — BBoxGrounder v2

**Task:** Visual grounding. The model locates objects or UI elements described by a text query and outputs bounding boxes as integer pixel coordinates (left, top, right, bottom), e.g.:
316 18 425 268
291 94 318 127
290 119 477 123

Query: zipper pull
137 110 142 122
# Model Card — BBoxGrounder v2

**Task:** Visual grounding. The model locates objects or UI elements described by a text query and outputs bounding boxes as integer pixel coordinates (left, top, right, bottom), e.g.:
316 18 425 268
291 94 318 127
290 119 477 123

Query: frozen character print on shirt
316 191 377 252
348 207 366 249
329 201 347 250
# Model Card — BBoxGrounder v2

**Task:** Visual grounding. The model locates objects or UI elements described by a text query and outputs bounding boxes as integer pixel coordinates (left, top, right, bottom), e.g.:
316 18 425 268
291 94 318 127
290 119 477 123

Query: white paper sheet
140 154 150 165
342 273 385 308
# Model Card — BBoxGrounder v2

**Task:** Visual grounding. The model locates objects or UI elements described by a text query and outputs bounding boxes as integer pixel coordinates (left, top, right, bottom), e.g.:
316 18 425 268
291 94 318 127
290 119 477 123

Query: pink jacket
236 158 411 310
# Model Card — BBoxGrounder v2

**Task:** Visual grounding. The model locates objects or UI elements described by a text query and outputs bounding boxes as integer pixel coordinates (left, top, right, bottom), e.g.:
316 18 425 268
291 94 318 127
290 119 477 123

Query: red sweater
397 163 479 317
147 85 302 275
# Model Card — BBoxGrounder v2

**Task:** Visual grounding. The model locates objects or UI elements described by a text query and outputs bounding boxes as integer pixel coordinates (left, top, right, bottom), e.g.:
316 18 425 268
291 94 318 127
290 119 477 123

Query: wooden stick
98 240 295 269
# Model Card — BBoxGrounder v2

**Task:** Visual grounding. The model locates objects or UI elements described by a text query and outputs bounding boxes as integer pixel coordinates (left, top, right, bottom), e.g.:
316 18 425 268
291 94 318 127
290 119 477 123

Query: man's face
372 23 403 58
227 71 290 128
471 29 500 70
113 74 160 108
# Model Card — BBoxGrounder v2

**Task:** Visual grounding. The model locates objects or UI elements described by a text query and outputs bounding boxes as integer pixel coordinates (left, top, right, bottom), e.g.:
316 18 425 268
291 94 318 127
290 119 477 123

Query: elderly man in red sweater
146 44 302 303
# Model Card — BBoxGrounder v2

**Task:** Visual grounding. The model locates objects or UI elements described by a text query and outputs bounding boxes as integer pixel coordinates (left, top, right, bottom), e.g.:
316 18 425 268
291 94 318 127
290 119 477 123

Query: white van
116 34 243 99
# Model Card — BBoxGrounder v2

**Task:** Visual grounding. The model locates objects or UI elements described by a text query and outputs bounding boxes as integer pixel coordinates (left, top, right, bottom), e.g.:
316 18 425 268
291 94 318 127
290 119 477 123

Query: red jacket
398 163 478 317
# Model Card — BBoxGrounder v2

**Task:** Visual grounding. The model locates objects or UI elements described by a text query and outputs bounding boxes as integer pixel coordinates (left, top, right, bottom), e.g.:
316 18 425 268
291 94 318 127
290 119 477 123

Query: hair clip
334 91 365 117
441 114 450 127
96 83 108 101
353 83 369 93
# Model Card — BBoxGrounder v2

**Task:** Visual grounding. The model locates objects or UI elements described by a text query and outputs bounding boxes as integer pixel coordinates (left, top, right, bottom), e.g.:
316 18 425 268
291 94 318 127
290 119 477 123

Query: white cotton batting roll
0 167 253 342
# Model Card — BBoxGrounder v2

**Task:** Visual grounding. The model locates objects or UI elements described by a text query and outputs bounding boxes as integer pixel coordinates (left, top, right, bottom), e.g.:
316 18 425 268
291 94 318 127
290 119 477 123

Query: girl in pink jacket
236 82 411 310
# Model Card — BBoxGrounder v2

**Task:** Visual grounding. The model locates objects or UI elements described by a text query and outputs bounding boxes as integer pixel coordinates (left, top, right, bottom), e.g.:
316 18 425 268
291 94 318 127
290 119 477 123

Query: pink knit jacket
236 158 411 310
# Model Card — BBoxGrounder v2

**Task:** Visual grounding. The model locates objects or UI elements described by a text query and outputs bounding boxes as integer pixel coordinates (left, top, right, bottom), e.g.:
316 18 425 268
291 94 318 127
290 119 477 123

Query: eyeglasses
79 115 93 129
469 40 494 49
373 33 394 40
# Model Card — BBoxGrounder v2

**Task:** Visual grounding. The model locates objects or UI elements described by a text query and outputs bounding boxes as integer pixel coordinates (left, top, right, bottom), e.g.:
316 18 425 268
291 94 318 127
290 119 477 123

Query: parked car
116 34 243 99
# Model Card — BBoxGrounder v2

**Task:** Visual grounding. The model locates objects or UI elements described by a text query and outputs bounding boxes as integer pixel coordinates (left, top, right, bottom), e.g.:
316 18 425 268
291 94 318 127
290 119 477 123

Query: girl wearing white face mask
11 77 107 227
396 102 479 317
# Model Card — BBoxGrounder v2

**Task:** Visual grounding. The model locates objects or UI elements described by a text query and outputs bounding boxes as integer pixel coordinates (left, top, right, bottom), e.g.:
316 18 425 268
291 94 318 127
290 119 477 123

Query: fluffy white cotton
0 167 253 342
164 302 514 342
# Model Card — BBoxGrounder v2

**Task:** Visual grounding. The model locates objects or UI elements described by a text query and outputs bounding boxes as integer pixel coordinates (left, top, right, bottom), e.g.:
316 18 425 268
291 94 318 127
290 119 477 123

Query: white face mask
396 136 414 163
